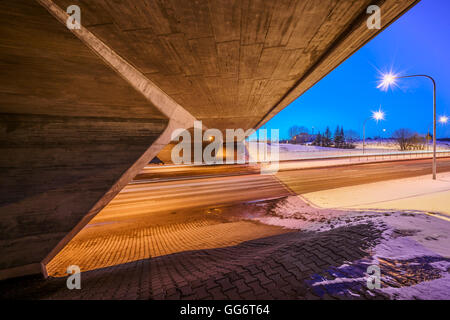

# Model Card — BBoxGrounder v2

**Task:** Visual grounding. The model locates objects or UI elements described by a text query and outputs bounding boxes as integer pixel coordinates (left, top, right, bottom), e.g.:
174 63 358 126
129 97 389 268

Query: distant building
291 132 312 144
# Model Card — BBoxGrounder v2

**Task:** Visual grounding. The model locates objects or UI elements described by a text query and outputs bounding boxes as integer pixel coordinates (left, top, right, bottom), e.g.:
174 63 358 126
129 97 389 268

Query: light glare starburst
377 71 399 91
439 115 448 124
372 109 385 122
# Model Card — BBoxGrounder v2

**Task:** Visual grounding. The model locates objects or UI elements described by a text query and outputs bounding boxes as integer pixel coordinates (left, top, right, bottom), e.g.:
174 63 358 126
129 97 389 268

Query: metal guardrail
278 150 450 163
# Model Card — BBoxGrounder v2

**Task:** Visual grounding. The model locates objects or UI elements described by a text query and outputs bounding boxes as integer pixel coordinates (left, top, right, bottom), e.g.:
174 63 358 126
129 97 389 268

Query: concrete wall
50 0 419 132
0 1 169 279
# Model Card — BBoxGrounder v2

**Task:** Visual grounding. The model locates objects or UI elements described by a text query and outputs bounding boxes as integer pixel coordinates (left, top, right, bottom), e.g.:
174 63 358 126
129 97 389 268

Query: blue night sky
263 0 450 140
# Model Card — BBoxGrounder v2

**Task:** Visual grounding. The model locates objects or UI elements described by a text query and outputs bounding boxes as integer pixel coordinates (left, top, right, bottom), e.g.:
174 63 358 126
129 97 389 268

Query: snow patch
381 273 450 300
252 195 450 299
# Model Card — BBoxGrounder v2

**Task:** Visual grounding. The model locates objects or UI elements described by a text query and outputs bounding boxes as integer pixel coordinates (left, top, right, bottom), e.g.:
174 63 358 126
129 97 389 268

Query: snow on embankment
252 196 450 299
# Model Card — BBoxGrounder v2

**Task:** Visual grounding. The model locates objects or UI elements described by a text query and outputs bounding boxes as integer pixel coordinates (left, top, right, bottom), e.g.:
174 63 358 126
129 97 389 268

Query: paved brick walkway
46 209 290 277
0 222 390 300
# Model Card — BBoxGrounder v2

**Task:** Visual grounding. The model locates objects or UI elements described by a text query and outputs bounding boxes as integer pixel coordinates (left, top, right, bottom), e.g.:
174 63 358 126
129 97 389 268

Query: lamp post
363 109 385 154
424 122 433 151
378 73 437 180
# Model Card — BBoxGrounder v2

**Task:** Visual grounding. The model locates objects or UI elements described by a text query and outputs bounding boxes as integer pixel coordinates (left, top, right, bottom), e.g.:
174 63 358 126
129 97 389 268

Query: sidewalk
302 172 450 216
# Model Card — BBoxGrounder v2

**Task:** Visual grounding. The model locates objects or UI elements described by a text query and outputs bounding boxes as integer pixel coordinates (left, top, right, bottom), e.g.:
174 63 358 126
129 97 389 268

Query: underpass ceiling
52 0 419 132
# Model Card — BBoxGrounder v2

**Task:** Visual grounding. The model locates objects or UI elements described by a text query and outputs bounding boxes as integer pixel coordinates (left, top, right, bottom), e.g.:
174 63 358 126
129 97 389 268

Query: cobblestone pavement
3 215 450 300
47 216 290 277
44 172 292 277
2 222 392 300
46 205 291 277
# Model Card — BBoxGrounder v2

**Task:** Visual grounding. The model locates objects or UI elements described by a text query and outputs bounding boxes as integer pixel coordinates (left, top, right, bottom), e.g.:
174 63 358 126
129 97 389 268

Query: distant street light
426 116 448 151
363 109 385 154
378 72 438 180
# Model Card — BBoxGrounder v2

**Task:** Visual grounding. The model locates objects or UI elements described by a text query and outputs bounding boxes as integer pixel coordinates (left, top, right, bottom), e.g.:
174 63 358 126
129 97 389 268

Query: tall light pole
363 109 385 154
378 73 437 180
425 122 433 151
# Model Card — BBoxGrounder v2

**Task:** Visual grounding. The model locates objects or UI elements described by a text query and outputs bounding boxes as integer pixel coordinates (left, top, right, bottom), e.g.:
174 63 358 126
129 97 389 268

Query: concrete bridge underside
0 0 419 279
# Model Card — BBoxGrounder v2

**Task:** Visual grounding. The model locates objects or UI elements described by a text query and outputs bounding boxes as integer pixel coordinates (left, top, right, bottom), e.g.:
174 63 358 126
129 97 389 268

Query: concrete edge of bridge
25 0 202 280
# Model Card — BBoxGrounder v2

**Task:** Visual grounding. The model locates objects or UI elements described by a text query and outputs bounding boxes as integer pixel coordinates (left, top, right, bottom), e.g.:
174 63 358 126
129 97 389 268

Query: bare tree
393 128 414 150
392 128 424 151
409 134 426 150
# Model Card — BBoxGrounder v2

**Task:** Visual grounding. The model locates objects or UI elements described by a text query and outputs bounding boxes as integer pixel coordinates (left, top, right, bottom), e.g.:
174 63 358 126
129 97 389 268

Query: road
94 173 290 222
116 158 450 220
46 158 450 277
275 157 450 194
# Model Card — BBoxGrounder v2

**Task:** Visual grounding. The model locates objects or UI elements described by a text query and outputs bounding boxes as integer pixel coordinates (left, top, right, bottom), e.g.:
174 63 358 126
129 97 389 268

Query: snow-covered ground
247 141 450 161
253 196 351 231
359 139 450 150
373 213 450 299
249 195 450 299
